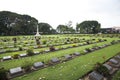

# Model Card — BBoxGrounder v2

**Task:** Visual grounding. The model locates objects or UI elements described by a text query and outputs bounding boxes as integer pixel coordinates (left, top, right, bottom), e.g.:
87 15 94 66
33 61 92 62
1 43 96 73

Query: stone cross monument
35 25 41 36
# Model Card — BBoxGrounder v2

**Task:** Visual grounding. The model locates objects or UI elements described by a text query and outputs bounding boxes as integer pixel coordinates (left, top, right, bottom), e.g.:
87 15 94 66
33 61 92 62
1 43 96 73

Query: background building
101 26 120 33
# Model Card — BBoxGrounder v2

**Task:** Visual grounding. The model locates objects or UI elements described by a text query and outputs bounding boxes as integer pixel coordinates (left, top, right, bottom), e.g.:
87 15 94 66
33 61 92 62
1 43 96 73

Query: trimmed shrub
42 40 47 44
98 39 102 42
104 39 107 41
86 41 90 44
12 37 17 43
14 43 17 48
3 46 7 49
0 67 8 80
64 42 68 44
49 46 55 51
12 54 19 59
72 44 77 47
46 44 49 47
66 38 70 42
35 38 40 45
18 46 23 51
26 47 34 56
71 39 73 41
22 60 32 72
85 48 91 52
111 40 116 44
30 41 34 44
94 63 110 77
37 45 41 48
24 41 28 44
82 38 85 40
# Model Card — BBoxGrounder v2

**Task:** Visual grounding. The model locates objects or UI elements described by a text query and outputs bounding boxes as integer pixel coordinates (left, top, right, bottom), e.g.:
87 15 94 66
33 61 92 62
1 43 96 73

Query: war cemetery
0 11 120 80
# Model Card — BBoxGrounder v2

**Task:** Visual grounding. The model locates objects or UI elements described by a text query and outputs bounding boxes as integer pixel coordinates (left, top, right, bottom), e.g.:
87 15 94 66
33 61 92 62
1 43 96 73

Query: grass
0 35 120 80
12 42 120 80
112 70 120 80
0 38 92 58
0 41 85 58
1 37 117 58
1 40 109 70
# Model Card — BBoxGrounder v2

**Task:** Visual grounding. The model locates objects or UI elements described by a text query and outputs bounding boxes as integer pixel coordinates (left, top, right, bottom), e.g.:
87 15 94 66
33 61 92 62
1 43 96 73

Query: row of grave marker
0 38 93 54
0 37 86 49
7 52 80 79
6 42 114 79
89 55 120 80
0 40 106 62
80 54 120 80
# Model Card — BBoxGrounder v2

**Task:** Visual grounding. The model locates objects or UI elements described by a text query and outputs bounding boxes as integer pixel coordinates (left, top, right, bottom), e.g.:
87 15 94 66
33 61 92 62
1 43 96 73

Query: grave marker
74 52 80 56
33 62 44 68
103 64 112 71
64 54 72 59
3 56 12 60
109 59 118 64
9 67 23 75
51 58 60 63
19 53 27 57
34 51 39 55
89 71 104 80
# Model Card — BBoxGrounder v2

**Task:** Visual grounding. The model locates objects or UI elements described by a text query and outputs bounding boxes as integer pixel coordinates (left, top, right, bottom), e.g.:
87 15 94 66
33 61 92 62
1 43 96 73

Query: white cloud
0 0 120 29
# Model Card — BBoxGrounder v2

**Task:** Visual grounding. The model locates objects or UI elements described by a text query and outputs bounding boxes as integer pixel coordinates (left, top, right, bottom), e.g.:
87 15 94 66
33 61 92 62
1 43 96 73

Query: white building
111 26 120 33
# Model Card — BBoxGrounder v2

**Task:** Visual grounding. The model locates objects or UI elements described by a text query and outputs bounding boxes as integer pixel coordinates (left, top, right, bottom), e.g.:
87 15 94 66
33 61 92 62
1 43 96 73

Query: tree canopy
0 11 55 36
0 11 39 35
38 23 56 34
76 20 101 34
0 11 103 35
56 21 75 33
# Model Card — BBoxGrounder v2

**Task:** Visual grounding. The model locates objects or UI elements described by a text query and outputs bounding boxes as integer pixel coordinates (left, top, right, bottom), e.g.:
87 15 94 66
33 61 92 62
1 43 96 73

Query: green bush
85 48 91 52
14 43 17 48
22 60 32 72
24 41 28 44
94 63 110 77
3 46 7 49
18 46 23 51
104 39 107 41
0 67 8 80
46 44 49 47
26 47 34 56
12 37 17 43
111 40 116 44
42 40 47 44
30 41 34 44
12 54 19 59
112 70 120 80
35 38 40 45
86 41 90 44
64 42 68 44
49 46 55 51
98 39 102 42
72 44 77 47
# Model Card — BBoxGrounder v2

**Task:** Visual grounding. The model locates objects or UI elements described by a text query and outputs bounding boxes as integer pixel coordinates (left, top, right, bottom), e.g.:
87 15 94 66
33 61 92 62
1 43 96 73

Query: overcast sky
0 0 120 29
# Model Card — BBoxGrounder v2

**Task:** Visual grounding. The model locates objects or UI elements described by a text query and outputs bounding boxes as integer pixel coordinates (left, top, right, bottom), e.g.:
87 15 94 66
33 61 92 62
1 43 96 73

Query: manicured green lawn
1 41 109 70
13 43 120 80
0 35 120 80
0 38 91 58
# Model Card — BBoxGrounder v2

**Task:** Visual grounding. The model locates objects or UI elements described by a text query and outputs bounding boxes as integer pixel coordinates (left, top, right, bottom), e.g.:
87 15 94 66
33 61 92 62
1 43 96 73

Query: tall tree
76 20 101 34
0 11 38 35
38 23 53 34
56 25 68 33
56 24 75 33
